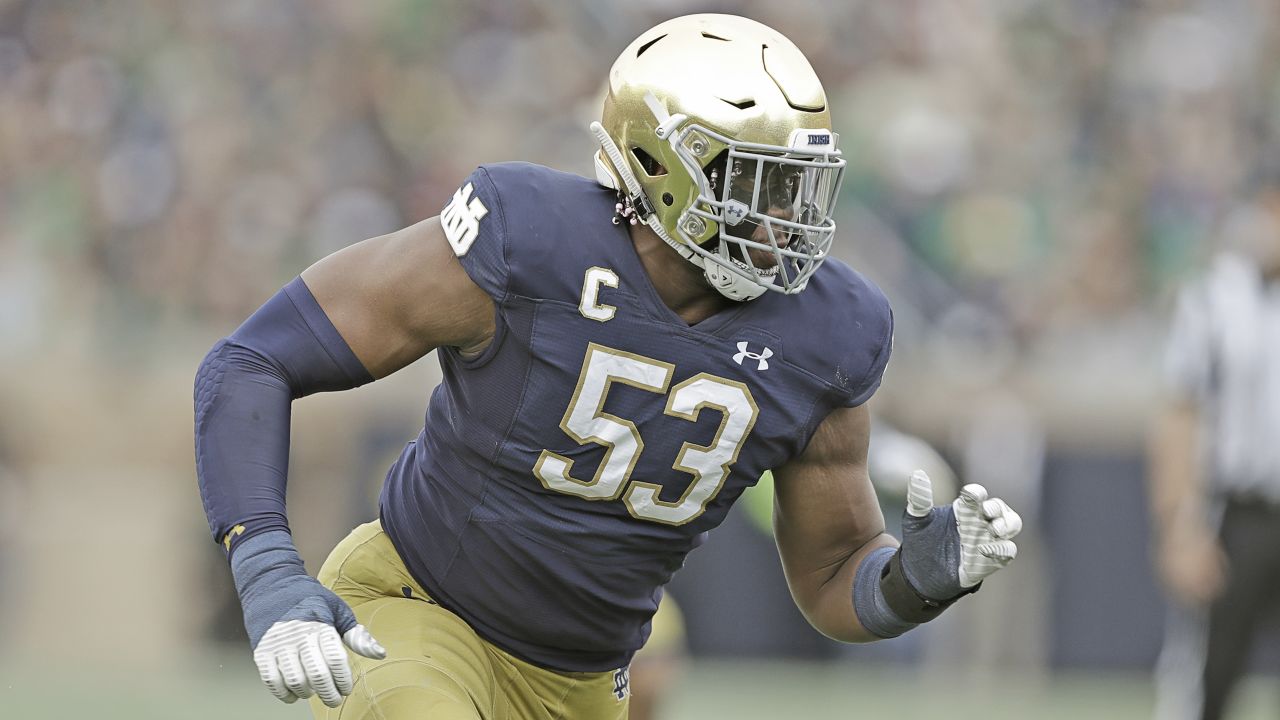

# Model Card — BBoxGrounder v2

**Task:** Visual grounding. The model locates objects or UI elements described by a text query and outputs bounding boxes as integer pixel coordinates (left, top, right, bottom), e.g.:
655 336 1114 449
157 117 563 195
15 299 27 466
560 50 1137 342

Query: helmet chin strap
591 121 768 302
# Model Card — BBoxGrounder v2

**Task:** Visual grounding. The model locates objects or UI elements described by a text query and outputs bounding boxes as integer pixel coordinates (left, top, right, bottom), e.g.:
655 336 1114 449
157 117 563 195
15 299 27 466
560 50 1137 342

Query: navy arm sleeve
194 278 373 557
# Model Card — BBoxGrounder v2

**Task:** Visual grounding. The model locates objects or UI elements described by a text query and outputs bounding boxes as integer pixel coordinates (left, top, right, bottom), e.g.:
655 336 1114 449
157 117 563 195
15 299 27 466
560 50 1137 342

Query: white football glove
252 620 386 707
905 469 1022 591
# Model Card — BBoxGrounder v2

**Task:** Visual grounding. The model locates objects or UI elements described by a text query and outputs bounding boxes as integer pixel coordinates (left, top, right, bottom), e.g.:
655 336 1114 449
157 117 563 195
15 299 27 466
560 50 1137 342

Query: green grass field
2 655 1276 719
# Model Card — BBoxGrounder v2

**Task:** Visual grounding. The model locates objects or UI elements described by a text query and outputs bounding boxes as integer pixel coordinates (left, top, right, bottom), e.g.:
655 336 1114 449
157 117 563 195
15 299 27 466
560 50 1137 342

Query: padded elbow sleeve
194 278 373 556
852 545 971 639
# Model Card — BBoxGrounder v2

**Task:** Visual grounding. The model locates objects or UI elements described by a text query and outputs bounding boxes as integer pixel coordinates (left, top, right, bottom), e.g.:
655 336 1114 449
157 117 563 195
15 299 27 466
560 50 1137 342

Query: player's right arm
300 215 496 377
194 215 493 707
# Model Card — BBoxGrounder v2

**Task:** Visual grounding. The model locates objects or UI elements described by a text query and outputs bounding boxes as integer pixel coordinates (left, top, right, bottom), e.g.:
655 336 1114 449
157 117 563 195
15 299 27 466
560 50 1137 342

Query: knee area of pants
373 685 480 716
325 684 483 720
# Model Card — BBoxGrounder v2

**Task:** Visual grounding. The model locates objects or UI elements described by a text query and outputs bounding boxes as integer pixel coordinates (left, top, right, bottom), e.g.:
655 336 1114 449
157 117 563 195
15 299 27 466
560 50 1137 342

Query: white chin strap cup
703 256 770 302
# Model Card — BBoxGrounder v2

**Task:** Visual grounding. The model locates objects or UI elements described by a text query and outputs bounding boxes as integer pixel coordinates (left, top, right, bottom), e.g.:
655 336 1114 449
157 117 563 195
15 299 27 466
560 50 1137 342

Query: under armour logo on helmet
733 341 773 370
723 199 749 226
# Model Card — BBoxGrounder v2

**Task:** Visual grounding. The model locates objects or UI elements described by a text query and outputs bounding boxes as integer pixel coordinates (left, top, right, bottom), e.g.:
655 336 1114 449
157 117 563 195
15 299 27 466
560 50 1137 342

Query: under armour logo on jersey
733 341 773 370
442 182 489 257
612 667 630 701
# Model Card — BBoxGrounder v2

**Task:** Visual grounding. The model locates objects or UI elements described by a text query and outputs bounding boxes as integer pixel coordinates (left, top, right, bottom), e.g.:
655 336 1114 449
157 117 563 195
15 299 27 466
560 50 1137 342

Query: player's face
725 159 803 268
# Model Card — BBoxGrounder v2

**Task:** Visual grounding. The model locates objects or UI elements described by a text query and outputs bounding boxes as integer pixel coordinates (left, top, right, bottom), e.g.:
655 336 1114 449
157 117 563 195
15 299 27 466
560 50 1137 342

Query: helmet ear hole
631 147 668 177
662 192 674 206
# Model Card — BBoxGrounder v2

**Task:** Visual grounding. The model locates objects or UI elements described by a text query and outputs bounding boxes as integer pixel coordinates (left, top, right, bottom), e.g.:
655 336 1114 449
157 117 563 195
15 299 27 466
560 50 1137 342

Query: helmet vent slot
636 34 667 57
786 99 826 112
701 32 731 41
720 97 756 110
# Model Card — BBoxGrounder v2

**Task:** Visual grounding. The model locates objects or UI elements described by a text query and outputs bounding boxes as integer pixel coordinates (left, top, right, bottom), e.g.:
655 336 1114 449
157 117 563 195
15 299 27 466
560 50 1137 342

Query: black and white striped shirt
1165 252 1280 500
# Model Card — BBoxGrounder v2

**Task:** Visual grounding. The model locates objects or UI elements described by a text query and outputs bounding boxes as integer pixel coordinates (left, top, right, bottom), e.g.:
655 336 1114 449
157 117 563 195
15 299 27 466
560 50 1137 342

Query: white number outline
534 343 759 525
625 373 759 525
534 344 674 500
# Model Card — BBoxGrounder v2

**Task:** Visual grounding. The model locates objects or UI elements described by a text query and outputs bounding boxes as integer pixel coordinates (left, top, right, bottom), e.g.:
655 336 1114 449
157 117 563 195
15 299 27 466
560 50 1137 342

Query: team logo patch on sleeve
442 182 489 256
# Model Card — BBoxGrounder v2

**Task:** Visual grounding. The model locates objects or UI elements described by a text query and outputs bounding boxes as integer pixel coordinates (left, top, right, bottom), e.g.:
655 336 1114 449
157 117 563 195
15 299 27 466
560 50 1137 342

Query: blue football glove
231 530 386 707
899 470 1021 600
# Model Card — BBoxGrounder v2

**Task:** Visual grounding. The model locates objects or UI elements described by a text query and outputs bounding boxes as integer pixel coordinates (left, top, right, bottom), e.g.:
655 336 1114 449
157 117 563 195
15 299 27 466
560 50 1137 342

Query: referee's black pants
1199 496 1280 719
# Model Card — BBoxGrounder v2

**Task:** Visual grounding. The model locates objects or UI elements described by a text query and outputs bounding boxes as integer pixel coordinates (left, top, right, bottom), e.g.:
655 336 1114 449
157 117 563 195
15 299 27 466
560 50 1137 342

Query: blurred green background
4 0 1280 717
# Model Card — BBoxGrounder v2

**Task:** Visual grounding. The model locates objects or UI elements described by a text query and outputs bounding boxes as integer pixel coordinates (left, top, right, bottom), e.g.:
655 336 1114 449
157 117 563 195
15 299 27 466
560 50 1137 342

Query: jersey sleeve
839 303 893 408
797 261 896 409
443 166 509 300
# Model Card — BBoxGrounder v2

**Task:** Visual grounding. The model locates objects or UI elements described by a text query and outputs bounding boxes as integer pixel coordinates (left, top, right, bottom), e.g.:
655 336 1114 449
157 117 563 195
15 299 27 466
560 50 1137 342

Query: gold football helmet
592 14 845 301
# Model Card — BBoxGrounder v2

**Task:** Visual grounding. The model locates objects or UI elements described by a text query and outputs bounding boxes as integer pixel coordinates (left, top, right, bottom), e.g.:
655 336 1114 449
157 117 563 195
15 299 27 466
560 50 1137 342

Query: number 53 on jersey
535 343 759 526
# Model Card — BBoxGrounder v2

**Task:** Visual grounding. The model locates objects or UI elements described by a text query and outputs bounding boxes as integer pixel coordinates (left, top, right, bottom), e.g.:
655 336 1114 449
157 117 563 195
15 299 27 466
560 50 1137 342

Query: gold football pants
309 520 630 720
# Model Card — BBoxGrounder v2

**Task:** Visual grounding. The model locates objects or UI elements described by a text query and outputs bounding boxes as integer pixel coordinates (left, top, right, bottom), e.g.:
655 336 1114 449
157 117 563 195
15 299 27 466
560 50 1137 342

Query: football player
195 14 1022 720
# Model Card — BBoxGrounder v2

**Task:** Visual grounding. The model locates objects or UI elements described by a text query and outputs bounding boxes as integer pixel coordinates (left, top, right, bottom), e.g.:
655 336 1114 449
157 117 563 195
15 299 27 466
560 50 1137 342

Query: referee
1150 199 1280 720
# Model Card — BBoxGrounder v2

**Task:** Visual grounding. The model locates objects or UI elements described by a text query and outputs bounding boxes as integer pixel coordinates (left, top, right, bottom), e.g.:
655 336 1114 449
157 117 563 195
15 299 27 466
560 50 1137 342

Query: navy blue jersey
379 162 892 672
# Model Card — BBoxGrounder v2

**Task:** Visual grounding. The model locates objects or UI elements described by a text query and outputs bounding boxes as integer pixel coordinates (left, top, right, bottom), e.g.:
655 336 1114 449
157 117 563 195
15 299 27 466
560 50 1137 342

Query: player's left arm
773 403 1022 642
773 403 892 642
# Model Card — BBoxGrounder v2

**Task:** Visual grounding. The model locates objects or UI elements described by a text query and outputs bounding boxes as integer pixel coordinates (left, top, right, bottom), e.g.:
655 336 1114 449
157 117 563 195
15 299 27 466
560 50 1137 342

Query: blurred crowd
2 0 1278 433
3 0 1280 683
